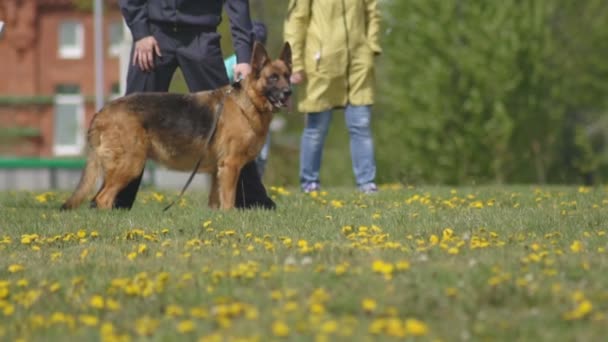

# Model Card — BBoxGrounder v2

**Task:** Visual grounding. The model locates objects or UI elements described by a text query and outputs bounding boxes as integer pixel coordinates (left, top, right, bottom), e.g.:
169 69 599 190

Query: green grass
1 185 608 341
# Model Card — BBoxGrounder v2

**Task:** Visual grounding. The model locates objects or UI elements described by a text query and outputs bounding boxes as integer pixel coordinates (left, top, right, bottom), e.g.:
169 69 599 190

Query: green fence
0 157 86 189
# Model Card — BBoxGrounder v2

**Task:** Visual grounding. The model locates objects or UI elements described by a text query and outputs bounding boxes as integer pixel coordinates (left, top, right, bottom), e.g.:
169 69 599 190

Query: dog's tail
60 148 100 211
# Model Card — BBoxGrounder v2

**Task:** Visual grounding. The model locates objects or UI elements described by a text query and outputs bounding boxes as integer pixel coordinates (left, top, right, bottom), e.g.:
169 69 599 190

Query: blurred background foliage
114 0 608 187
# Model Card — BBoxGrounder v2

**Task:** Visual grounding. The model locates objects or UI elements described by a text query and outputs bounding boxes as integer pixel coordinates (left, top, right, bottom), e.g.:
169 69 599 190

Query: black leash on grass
162 84 238 212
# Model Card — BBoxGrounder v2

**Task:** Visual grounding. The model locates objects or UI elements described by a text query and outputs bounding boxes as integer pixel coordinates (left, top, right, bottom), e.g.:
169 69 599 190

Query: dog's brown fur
61 42 292 210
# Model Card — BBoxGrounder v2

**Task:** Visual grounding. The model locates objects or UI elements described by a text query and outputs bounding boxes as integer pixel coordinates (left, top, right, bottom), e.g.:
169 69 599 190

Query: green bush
375 0 608 185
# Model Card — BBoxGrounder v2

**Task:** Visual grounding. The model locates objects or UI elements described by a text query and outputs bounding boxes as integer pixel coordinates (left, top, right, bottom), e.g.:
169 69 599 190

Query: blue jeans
255 134 271 177
300 105 376 187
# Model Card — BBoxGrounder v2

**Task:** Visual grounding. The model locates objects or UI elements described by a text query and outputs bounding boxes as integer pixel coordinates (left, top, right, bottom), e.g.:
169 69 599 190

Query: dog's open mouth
268 95 289 109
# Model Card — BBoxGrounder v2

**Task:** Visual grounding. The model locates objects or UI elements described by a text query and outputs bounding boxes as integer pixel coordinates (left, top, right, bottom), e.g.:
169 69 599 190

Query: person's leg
300 110 332 192
177 31 275 209
113 28 178 209
255 134 271 177
344 105 377 192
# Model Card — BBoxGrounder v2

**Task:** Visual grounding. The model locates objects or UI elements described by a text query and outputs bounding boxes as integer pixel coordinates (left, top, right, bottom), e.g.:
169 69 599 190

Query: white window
108 20 124 57
53 85 85 156
58 20 84 59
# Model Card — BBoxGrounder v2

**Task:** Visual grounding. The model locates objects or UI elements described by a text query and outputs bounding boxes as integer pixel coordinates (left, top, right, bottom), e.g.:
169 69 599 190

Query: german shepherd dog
61 42 292 210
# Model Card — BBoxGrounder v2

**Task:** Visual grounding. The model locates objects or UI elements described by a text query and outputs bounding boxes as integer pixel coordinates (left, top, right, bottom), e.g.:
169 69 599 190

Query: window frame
53 92 85 156
58 20 84 59
108 20 125 57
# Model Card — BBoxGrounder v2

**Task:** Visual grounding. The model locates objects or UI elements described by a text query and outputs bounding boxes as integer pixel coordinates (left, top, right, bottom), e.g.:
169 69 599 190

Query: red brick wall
37 9 122 95
0 2 122 157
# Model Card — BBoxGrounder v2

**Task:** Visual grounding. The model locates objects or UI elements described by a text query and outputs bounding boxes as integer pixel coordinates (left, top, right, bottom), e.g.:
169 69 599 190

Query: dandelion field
1 185 608 341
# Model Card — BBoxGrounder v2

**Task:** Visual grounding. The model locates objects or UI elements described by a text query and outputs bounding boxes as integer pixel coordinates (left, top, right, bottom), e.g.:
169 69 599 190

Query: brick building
0 0 125 157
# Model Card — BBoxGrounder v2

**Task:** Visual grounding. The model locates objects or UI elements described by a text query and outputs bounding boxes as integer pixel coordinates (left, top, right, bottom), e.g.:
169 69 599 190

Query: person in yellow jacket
285 0 381 194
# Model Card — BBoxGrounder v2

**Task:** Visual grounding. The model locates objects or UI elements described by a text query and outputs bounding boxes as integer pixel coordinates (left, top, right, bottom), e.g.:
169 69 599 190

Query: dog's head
249 41 292 112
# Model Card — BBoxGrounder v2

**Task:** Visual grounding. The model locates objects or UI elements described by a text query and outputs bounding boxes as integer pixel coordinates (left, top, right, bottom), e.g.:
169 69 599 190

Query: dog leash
162 86 235 212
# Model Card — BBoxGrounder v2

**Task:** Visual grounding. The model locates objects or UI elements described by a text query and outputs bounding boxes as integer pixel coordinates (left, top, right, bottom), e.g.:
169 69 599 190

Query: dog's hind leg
93 149 147 209
94 165 145 209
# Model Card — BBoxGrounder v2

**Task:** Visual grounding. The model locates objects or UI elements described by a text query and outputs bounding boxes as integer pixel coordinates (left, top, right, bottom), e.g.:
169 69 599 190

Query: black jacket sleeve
119 0 151 41
224 0 253 64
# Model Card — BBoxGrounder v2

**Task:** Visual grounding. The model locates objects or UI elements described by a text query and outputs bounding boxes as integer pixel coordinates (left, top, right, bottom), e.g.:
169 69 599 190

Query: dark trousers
113 23 275 210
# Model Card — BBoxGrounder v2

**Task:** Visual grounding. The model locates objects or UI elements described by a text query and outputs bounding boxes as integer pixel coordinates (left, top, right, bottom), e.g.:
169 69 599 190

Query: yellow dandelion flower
80 249 89 261
138 244 148 254
563 300 593 320
127 252 137 261
79 314 99 327
0 287 9 299
272 320 290 337
385 318 405 337
310 303 326 315
166 304 184 317
362 298 377 313
330 200 344 208
8 264 24 273
106 298 121 311
469 201 484 209
442 228 454 241
100 322 115 336
21 234 38 244
404 318 429 336
444 287 458 297
90 295 105 309
369 318 385 334
35 193 48 203
395 260 410 271
177 320 195 334
190 307 208 319
320 320 338 334
570 240 583 253
335 263 348 276
341 226 353 234
3 304 15 316
135 316 159 336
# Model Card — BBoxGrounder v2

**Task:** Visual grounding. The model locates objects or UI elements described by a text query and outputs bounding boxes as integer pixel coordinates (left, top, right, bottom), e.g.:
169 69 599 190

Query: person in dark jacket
116 0 276 210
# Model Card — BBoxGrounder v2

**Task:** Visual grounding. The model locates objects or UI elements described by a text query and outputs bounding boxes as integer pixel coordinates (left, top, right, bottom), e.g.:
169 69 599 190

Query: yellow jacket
284 0 382 113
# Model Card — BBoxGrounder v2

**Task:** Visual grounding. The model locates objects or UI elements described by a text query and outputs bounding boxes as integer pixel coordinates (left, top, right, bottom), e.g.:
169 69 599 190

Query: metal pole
94 0 104 110
119 20 132 96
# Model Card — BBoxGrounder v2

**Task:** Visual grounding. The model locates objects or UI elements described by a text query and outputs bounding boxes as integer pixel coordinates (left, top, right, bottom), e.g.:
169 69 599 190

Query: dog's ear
279 42 292 73
250 41 270 78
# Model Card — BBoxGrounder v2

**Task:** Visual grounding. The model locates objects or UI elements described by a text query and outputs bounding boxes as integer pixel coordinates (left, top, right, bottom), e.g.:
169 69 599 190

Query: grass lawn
1 185 607 341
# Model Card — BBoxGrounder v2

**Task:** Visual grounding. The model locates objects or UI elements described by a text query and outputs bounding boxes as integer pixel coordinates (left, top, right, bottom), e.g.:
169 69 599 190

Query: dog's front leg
217 160 241 210
208 171 220 209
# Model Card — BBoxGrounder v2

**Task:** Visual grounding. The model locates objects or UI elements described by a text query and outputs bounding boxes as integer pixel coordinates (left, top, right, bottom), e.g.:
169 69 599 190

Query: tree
375 0 608 184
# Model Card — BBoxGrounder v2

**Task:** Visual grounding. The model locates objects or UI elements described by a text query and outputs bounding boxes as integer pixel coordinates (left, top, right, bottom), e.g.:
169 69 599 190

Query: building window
108 20 124 57
58 20 84 59
54 84 85 156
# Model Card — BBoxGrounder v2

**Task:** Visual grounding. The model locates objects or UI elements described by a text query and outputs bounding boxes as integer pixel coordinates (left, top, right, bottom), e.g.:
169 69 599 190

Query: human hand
290 71 305 84
132 36 162 72
233 63 252 81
